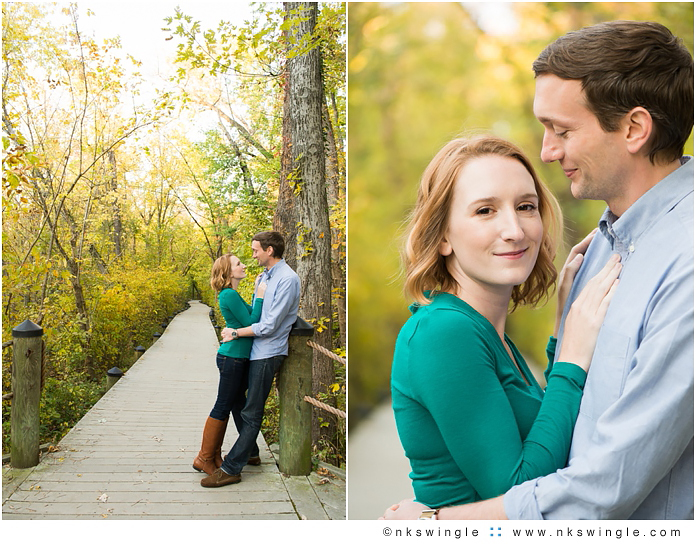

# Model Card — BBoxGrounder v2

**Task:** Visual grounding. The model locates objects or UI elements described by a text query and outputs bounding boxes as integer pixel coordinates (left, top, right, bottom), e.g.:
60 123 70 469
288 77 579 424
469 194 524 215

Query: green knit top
217 288 263 359
391 292 586 508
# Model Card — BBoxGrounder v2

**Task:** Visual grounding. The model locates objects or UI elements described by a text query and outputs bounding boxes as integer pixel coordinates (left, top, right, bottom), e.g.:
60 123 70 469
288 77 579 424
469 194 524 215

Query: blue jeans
209 354 259 458
220 355 285 475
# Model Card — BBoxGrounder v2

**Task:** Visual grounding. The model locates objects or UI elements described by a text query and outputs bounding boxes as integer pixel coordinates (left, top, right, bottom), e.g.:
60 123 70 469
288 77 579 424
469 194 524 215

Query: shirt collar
262 258 286 280
598 156 693 255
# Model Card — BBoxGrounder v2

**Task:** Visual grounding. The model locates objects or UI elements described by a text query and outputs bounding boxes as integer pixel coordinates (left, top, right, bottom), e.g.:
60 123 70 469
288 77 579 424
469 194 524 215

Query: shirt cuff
547 361 587 388
504 479 544 520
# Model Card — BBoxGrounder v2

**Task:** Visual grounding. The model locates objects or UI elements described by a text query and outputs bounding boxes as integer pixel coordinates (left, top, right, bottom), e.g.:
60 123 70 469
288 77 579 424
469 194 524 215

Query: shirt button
629 243 635 253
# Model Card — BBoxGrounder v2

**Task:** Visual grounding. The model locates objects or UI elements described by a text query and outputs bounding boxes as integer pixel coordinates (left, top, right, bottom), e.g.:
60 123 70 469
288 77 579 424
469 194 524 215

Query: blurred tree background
347 2 694 427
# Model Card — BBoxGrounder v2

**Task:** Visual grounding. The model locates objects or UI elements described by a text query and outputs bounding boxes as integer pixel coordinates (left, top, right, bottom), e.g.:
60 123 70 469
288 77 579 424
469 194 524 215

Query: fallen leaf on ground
317 467 336 479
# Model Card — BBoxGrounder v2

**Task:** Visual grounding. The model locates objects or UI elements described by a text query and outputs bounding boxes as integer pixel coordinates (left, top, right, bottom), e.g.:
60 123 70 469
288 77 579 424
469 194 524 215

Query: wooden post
277 317 314 476
133 345 145 363
106 366 123 392
10 319 43 469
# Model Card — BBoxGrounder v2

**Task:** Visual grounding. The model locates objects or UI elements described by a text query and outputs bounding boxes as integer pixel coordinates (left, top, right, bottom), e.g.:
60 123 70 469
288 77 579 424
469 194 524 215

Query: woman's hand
257 281 267 299
555 229 597 336
379 499 430 520
558 253 621 371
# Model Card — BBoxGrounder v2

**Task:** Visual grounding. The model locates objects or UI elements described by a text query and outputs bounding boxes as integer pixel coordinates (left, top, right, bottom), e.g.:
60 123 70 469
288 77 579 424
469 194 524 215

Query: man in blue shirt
202 231 301 487
384 20 693 520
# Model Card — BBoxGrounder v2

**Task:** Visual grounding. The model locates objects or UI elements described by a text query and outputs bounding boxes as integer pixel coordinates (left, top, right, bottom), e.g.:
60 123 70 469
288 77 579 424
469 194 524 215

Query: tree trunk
323 98 346 348
274 30 297 270
284 2 336 450
107 150 123 258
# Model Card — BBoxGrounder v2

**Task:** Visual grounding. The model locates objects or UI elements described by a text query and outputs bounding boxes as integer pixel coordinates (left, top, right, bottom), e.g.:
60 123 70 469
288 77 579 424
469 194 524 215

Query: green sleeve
219 289 264 327
543 336 557 382
410 310 585 500
248 296 263 324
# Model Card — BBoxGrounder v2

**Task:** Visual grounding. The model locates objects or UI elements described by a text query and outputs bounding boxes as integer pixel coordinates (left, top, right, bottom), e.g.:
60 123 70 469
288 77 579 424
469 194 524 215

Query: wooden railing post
10 319 43 469
106 366 123 392
277 317 314 476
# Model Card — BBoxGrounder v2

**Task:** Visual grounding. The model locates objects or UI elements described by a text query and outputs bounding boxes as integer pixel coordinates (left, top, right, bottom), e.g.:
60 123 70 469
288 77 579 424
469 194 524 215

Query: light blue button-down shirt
250 259 300 360
505 157 694 519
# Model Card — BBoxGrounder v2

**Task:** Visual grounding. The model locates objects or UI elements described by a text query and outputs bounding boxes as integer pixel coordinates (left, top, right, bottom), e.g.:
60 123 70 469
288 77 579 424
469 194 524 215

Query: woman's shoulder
413 292 482 322
218 287 241 301
407 293 489 340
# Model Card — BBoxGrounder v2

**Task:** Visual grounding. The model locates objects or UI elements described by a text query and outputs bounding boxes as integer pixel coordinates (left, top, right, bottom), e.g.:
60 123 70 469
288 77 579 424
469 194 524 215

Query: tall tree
284 1 336 446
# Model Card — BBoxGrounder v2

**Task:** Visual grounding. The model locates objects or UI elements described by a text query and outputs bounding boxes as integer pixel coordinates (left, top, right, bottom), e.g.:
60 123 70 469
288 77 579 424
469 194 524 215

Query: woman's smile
494 248 529 260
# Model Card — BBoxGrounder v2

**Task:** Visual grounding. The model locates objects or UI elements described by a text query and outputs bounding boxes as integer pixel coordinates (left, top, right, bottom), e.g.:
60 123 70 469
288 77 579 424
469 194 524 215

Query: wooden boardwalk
2 301 345 520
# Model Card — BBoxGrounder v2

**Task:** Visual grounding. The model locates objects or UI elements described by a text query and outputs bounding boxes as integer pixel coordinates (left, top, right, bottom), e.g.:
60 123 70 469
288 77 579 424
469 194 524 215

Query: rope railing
307 340 346 365
304 339 345 419
303 395 346 419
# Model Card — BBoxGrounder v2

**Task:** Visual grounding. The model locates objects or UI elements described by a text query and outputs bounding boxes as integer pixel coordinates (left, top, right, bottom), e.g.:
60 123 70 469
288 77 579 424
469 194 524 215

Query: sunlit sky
464 2 518 35
43 2 261 137
65 1 256 79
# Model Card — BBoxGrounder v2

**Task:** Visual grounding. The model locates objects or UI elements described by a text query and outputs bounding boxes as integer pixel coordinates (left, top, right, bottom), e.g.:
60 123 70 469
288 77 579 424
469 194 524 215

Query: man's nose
540 132 563 163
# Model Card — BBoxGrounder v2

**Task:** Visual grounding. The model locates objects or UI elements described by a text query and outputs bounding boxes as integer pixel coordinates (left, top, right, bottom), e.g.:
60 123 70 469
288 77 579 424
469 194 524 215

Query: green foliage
313 358 346 468
37 377 104 450
89 262 189 370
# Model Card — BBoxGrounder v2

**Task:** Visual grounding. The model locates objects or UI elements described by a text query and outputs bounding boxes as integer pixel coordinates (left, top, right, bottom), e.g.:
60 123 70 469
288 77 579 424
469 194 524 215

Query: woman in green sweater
391 136 620 512
193 253 266 475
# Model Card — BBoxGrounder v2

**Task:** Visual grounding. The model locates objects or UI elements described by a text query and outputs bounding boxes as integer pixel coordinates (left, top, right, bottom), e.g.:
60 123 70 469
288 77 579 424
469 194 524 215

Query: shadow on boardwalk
2 301 345 520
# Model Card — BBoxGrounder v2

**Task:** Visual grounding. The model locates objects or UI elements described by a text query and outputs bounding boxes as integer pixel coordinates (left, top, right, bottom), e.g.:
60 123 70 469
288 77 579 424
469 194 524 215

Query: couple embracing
385 21 693 520
193 231 300 488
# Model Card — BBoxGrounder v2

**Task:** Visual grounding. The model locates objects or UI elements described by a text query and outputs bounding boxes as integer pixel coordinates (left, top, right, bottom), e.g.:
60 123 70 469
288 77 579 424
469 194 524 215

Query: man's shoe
247 456 261 466
200 468 241 488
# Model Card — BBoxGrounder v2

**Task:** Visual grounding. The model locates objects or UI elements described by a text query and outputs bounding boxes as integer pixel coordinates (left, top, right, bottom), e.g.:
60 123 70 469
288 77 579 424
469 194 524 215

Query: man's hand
379 498 429 520
221 327 234 342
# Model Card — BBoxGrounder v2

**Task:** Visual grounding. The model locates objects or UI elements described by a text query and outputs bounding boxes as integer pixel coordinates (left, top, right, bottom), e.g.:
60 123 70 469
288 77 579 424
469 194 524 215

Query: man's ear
267 245 274 258
624 107 653 155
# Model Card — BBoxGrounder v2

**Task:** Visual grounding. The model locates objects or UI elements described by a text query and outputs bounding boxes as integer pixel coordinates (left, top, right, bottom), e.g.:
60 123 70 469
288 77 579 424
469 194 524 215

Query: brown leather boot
193 417 227 475
213 418 228 469
200 467 242 488
247 456 261 466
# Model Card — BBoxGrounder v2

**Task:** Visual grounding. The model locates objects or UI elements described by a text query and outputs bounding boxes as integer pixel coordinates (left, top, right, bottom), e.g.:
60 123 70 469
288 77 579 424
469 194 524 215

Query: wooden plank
2 500 296 516
2 301 342 520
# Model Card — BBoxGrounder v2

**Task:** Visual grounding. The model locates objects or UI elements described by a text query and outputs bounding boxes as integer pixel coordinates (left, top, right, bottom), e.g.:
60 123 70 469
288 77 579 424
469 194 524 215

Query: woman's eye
476 207 492 215
518 203 538 212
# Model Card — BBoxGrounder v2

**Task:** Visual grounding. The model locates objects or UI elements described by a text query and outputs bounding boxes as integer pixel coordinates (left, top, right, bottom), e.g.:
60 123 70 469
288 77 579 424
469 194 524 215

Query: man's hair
533 20 693 164
403 135 562 311
253 231 285 258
